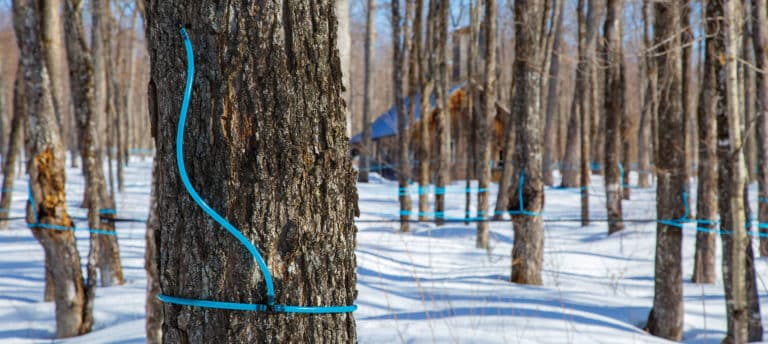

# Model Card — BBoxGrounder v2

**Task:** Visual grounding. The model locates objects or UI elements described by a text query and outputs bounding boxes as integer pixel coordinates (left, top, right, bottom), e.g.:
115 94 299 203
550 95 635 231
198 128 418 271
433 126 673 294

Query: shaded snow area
1 160 767 343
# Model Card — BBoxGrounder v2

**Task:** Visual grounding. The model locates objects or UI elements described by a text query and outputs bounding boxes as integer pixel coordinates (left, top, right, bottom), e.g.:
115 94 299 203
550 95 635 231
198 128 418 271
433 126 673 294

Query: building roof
350 84 463 144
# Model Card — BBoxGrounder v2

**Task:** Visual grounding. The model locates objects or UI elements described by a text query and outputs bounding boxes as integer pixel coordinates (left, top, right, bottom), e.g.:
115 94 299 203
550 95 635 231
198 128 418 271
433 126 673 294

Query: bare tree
337 0 352 138
394 0 412 232
465 0 479 224
560 0 585 189
754 0 768 257
476 0 497 249
432 0 449 226
637 0 655 188
359 0 375 183
542 0 564 186
693 0 718 284
146 1 358 341
580 0 599 225
14 0 90 337
603 0 625 234
0 62 24 230
510 0 549 285
646 0 684 340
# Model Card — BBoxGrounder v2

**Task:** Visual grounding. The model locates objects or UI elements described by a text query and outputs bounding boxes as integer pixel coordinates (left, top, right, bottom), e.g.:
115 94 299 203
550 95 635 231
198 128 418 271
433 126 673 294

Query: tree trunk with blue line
432 0 449 227
693 0 718 284
647 1 685 340
394 0 411 232
602 0 625 235
13 0 89 337
753 0 768 257
146 1 358 342
509 0 548 286
476 0 496 249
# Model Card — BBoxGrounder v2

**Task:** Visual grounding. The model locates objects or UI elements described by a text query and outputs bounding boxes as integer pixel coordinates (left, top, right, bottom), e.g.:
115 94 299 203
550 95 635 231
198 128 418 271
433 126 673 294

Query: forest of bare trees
1 0 768 342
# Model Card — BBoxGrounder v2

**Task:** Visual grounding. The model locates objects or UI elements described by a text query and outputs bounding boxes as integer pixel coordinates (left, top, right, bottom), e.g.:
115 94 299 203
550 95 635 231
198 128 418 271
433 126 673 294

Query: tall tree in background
493 0 514 221
542 0 564 186
465 0 479 224
13 0 91 337
92 0 123 288
0 63 24 230
415 0 432 222
681 1 693 215
560 0 586 188
637 1 655 188
510 0 549 285
646 0 684 340
580 0 599 225
754 0 768 257
146 1 358 341
145 161 161 343
693 0 718 284
433 0 449 226
719 0 762 341
41 0 68 144
394 0 412 232
476 0 497 249
359 0 375 183
337 0 352 138
603 0 625 234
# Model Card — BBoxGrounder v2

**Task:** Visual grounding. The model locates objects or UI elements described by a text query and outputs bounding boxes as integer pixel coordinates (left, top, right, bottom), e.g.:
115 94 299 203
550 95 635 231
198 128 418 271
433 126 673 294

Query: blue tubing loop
508 169 541 217
159 28 355 314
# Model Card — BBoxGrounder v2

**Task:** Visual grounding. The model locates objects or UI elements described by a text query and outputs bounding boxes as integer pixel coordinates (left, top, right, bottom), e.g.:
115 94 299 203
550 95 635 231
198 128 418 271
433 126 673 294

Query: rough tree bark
13 0 89 337
580 0 599 226
646 1 684 340
359 0 375 183
637 1 655 188
433 0 449 226
394 0 412 232
719 0 762 341
146 2 358 341
465 0 479 224
692 0 718 284
542 0 564 187
336 0 351 138
754 0 768 257
0 62 25 230
145 160 161 343
603 0 625 234
510 0 548 285
93 0 124 288
681 1 694 216
560 0 585 189
416 0 432 222
476 0 497 249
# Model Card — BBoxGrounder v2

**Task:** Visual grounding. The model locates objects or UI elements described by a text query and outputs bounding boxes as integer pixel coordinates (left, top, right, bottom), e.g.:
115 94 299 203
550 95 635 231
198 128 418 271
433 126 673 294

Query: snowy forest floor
0 158 767 343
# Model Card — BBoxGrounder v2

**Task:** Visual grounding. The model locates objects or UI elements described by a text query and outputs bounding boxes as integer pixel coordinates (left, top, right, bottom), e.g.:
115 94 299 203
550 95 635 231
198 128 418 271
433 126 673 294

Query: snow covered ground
0 159 767 343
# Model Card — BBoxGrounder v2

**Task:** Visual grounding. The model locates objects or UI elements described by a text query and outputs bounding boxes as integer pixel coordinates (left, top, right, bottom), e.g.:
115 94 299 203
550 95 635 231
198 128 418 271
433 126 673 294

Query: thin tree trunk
510 0 548 285
637 1 655 188
465 0 480 224
13 0 87 337
693 1 718 284
542 0 564 187
753 0 768 257
603 0 625 234
0 62 25 230
493 105 516 220
560 0 585 189
681 1 694 217
394 0 411 232
146 1 358 341
416 0 432 222
359 0 375 183
580 0 599 226
41 0 68 142
720 0 754 341
433 0 449 226
477 0 497 249
62 0 104 335
337 0 352 138
145 159 161 343
646 1 684 340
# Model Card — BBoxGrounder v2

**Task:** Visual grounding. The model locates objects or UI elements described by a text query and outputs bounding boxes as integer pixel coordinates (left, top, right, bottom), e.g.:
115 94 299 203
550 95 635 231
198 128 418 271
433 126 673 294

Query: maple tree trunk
476 0 497 249
146 1 358 341
603 0 625 234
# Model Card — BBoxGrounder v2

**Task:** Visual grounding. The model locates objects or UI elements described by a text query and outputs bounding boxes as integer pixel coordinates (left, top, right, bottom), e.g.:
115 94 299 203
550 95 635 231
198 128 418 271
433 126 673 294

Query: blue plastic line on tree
508 169 542 217
157 28 356 314
26 182 118 236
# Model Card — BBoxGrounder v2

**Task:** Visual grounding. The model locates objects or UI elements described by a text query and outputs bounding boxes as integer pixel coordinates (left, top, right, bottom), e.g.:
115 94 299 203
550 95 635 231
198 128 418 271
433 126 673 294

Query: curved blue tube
168 28 355 314
176 28 276 304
